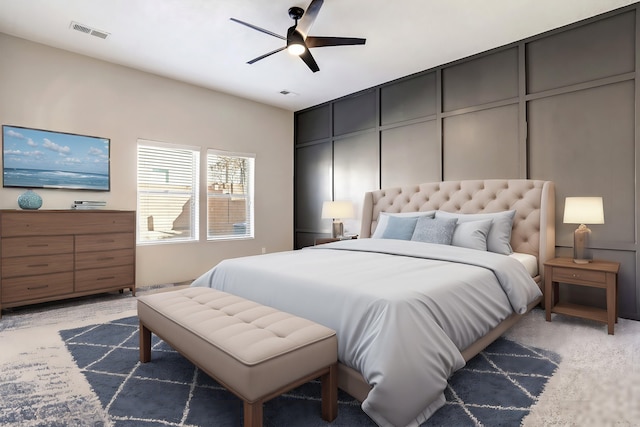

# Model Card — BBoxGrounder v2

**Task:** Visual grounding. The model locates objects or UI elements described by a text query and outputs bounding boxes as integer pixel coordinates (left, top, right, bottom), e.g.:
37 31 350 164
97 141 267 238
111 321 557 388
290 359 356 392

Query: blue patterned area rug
60 316 560 426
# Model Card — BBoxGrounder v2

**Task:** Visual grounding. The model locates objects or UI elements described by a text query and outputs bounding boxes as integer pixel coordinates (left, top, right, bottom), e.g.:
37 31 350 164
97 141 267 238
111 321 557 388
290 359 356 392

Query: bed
191 179 555 427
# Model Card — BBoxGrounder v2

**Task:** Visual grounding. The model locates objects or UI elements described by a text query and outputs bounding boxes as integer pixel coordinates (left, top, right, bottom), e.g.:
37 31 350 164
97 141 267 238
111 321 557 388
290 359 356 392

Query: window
207 150 255 240
137 140 199 244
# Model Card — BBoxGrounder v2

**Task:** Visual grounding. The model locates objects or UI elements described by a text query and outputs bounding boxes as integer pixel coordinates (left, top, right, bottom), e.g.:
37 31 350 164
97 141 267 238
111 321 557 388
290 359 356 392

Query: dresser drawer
2 254 74 278
1 211 56 237
2 272 74 303
69 211 135 235
552 267 606 286
75 248 134 270
75 233 134 253
75 265 134 292
0 211 135 237
1 236 74 257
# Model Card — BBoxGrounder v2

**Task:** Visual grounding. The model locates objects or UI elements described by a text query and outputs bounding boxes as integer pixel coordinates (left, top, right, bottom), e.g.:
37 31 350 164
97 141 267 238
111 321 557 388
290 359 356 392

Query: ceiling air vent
70 21 110 39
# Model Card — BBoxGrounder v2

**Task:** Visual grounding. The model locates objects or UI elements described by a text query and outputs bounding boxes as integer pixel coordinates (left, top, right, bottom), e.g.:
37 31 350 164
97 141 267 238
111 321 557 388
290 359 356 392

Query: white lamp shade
563 197 605 224
321 201 355 219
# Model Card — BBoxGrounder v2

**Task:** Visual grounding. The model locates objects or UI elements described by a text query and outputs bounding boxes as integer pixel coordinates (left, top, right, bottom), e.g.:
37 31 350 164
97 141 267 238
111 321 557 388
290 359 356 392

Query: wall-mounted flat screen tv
2 125 110 191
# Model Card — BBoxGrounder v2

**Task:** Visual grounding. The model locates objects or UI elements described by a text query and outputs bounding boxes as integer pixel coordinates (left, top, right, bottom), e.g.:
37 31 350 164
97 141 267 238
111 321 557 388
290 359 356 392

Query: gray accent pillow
381 215 420 240
451 219 493 251
372 211 436 239
411 216 458 245
435 210 516 254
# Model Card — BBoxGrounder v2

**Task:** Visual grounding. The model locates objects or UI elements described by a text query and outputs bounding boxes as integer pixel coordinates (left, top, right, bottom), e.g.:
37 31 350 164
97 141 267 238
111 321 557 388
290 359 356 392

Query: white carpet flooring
1 288 639 426
506 308 640 426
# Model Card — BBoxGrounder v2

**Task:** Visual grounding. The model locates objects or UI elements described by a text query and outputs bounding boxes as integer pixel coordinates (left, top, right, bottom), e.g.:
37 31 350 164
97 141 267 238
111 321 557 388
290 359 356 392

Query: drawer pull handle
27 244 49 247
27 285 48 290
97 276 116 281
28 263 49 268
97 240 115 244
97 257 114 261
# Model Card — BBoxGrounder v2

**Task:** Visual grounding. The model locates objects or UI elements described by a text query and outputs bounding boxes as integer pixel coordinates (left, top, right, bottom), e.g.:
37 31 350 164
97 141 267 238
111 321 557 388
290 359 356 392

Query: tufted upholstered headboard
360 179 555 283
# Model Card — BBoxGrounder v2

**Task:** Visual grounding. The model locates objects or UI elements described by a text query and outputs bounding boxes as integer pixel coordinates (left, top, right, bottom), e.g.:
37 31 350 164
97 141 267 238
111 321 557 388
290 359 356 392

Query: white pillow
451 219 492 251
435 210 516 254
371 211 435 239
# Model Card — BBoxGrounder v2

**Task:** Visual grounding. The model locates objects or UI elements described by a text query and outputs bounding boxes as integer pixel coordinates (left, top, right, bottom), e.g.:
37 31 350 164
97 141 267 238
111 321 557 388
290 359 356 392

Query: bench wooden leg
243 400 263 427
139 321 151 363
321 363 338 422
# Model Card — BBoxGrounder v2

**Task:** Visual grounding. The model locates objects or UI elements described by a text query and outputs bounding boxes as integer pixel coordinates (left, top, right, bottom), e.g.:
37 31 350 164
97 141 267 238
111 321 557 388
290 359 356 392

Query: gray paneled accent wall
294 5 640 320
381 121 440 188
333 132 379 227
443 105 521 179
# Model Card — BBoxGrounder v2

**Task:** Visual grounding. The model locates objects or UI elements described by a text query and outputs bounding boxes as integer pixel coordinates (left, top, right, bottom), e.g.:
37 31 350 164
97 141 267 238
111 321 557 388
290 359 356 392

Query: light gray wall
0 33 294 287
294 5 640 320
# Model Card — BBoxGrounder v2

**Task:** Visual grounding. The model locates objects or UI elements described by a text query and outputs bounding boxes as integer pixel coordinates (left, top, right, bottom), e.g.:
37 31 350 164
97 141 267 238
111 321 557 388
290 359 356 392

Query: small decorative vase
17 189 43 210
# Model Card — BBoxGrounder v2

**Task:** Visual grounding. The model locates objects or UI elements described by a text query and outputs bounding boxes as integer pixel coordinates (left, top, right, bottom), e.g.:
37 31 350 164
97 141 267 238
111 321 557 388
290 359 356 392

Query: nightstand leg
552 282 560 305
545 275 552 321
615 275 619 323
606 272 616 335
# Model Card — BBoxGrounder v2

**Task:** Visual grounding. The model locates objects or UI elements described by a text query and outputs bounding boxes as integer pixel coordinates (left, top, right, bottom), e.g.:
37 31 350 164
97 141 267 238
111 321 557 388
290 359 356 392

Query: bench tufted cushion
137 287 337 403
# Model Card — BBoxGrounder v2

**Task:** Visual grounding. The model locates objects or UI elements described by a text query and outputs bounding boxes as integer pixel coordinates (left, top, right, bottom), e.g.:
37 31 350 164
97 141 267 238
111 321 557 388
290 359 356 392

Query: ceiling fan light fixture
231 0 365 72
287 43 306 56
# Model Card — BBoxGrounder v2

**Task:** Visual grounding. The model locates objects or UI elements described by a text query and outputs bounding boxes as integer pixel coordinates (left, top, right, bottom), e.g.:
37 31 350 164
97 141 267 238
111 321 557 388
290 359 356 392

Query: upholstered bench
137 287 338 427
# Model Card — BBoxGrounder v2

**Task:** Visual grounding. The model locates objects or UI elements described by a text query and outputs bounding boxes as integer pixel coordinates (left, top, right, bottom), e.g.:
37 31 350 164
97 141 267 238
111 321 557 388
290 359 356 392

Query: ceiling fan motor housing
288 7 304 21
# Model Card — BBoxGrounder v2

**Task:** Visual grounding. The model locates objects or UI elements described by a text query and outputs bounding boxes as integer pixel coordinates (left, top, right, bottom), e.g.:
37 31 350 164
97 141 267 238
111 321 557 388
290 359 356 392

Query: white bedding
510 252 539 277
191 238 542 427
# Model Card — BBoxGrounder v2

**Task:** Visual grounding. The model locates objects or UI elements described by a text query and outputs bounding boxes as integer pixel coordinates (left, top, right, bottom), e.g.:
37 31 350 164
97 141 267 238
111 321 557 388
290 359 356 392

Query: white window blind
137 141 199 244
207 150 255 240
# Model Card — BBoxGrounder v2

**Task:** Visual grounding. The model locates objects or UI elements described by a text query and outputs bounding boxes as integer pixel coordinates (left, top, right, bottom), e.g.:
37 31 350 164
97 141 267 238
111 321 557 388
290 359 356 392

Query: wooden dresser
0 210 136 317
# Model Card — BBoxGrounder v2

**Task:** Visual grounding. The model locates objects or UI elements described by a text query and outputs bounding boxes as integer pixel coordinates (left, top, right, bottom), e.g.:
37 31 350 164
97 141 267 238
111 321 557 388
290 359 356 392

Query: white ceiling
0 0 636 111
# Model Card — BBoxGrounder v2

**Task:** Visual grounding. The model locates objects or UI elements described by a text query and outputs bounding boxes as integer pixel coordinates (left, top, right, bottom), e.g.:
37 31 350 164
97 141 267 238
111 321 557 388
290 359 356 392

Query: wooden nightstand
544 257 620 335
314 235 358 245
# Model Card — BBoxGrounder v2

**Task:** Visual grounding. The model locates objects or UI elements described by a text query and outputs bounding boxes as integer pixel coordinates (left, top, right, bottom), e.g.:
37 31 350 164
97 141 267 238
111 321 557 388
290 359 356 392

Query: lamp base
573 224 592 264
332 220 344 238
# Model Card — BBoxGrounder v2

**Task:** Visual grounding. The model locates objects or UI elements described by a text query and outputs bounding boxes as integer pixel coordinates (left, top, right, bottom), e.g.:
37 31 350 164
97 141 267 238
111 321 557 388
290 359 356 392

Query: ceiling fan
230 0 366 72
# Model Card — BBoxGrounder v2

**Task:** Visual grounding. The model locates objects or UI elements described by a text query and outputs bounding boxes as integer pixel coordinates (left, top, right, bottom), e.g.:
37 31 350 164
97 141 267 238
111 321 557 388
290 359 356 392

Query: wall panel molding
294 4 639 319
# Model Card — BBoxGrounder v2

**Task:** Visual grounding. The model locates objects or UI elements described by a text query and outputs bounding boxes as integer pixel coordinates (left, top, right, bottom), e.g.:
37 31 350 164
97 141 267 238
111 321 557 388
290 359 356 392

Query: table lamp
563 197 604 264
321 201 355 238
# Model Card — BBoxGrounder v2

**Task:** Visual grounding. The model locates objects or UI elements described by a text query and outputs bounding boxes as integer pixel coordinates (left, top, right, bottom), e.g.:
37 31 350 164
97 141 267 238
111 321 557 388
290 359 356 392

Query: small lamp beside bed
322 201 355 238
563 196 604 264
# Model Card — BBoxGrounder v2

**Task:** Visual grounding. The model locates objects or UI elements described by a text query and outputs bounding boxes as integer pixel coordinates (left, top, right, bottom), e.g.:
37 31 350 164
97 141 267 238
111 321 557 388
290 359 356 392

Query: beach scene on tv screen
3 126 109 191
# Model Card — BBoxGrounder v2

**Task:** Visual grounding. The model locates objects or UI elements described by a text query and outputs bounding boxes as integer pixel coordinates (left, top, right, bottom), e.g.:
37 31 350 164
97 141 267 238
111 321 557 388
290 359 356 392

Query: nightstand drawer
552 267 606 286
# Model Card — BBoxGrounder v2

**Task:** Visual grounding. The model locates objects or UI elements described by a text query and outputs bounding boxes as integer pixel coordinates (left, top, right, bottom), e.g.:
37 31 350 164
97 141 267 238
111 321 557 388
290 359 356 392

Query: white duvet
190 238 542 426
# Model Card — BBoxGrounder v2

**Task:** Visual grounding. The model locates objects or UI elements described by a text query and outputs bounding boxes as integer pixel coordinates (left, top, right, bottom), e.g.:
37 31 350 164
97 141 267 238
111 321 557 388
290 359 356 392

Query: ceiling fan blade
296 0 324 39
230 18 286 40
299 48 320 72
306 36 366 48
247 46 287 64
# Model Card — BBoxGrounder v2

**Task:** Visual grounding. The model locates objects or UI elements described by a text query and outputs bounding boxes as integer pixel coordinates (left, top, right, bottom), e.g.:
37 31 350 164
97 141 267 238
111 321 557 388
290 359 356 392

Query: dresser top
0 209 134 213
